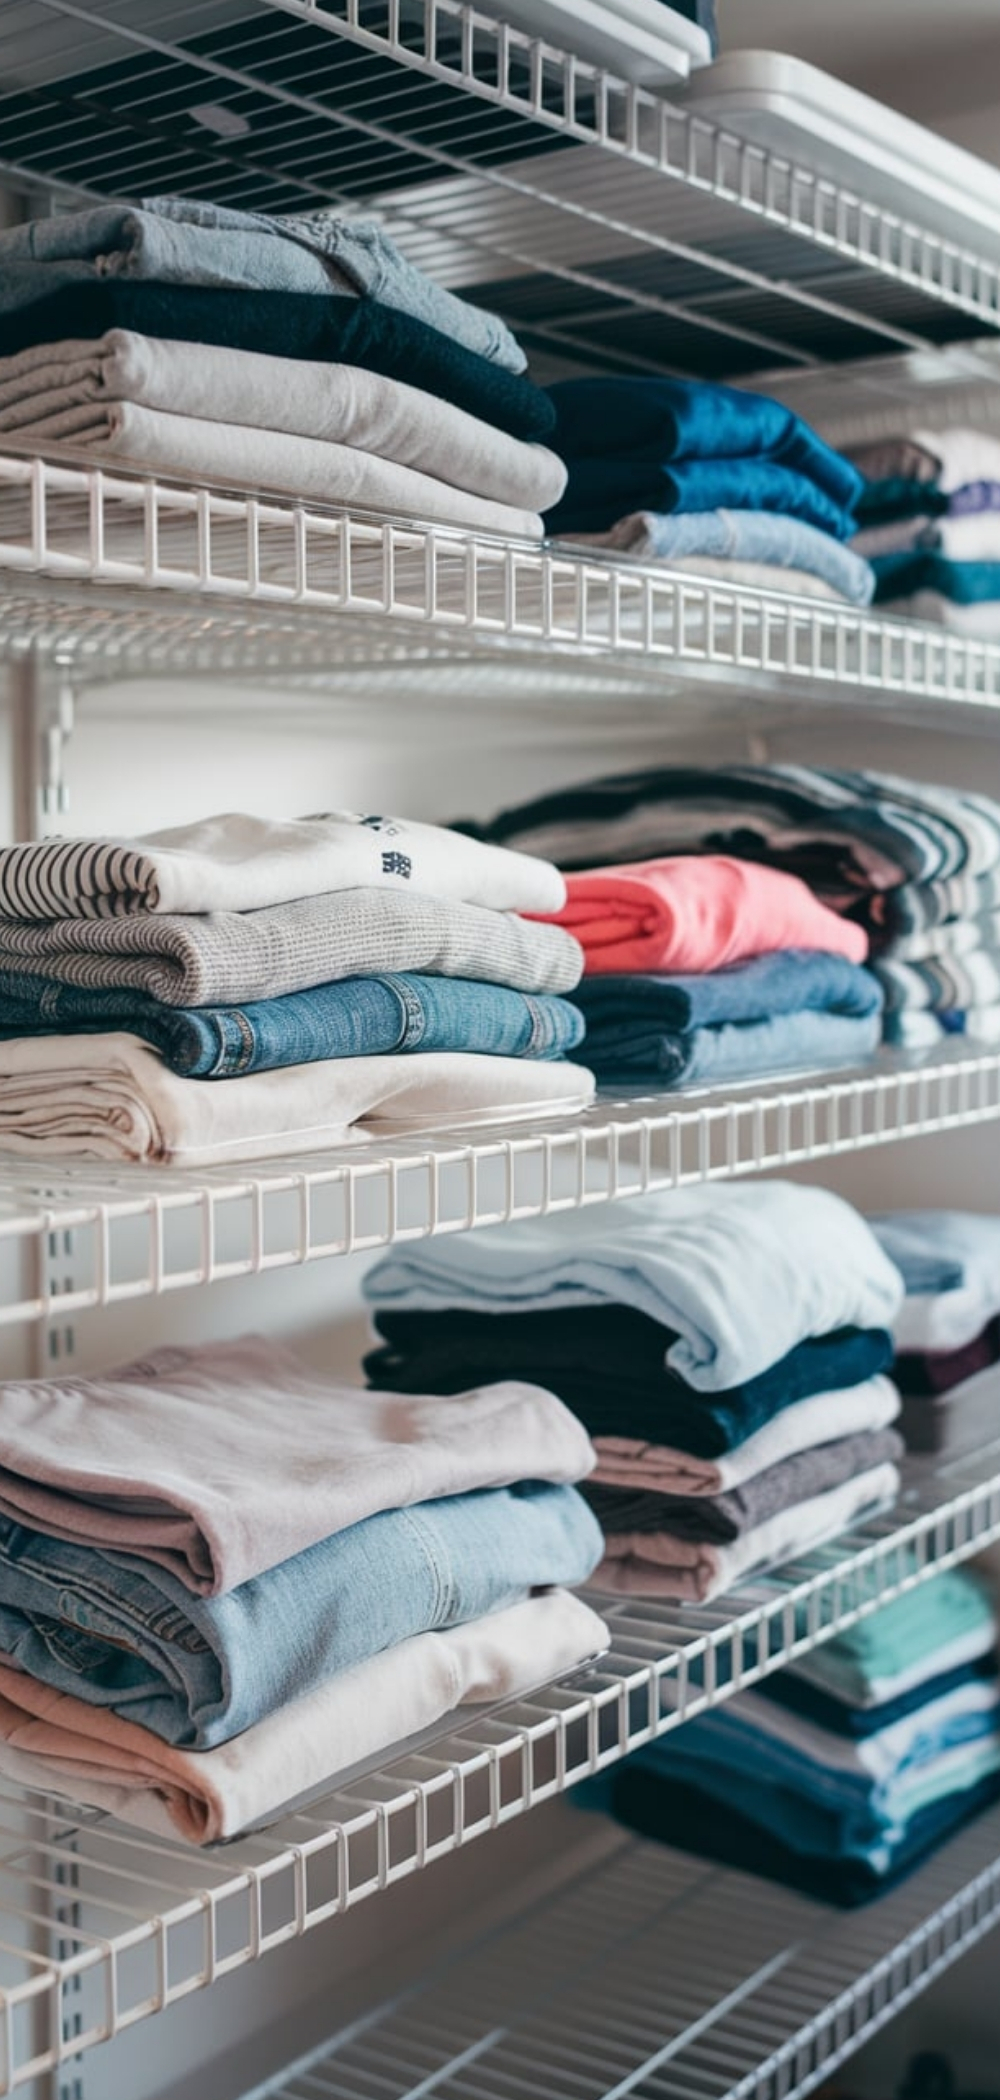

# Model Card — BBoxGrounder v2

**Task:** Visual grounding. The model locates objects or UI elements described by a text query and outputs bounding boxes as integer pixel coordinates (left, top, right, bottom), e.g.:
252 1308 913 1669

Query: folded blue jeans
576 954 884 1083
0 970 585 1078
581 1005 882 1086
0 1483 602 1748
546 379 861 509
547 456 857 540
0 200 525 373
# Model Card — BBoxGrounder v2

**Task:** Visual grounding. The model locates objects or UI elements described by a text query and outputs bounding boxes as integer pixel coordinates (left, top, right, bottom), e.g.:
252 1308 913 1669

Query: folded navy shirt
545 377 861 510
0 281 557 443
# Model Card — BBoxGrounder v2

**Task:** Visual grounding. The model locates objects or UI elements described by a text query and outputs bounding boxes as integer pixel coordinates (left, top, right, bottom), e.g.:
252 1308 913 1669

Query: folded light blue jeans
583 1005 882 1087
0 198 525 373
0 1484 602 1748
0 970 585 1078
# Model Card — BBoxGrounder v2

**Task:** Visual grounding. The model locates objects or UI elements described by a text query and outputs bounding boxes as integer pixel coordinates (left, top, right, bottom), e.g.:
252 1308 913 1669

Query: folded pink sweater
533 856 868 974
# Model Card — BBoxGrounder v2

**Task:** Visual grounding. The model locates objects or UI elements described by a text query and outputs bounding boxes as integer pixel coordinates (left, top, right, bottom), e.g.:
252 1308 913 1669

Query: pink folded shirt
532 856 868 975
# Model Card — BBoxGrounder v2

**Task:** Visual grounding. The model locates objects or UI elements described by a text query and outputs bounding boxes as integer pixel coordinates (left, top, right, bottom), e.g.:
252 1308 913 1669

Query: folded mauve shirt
0 283 555 442
592 1373 900 1496
364 1309 895 1454
0 1035 595 1166
0 1332 595 1595
531 857 868 974
586 1425 903 1546
0 890 582 1006
0 1590 607 1843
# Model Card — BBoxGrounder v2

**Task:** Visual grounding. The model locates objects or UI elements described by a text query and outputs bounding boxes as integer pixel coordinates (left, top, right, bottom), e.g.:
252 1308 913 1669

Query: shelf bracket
10 652 76 835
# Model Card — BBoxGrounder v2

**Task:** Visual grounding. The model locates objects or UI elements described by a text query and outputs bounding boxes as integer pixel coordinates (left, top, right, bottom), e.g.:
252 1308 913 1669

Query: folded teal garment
873 552 1000 605
855 476 948 526
786 1566 995 1708
546 379 861 509
548 456 857 541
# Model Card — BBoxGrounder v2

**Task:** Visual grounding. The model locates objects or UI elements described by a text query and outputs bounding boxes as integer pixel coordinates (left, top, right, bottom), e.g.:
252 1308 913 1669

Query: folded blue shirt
548 456 857 541
546 378 861 509
0 1484 602 1748
0 969 585 1078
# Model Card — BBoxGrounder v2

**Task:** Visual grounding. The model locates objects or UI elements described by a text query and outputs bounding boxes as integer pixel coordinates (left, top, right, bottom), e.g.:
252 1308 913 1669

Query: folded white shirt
366 1181 904 1392
0 332 567 512
0 807 565 919
0 1589 608 1843
0 1034 596 1166
593 1375 901 1497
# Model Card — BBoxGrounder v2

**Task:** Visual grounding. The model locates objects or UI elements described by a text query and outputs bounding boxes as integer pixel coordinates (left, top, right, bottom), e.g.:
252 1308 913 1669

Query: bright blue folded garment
0 969 585 1077
548 456 857 541
546 378 861 509
0 1484 602 1749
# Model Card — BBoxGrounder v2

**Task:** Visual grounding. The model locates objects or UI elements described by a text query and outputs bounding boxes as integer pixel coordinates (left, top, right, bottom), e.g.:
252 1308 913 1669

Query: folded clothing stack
850 431 1000 636
870 1211 1000 1458
528 854 881 1088
542 377 873 605
0 1333 607 1842
603 1567 1000 1905
470 760 1000 1051
364 1180 905 1603
0 809 596 1164
0 199 565 534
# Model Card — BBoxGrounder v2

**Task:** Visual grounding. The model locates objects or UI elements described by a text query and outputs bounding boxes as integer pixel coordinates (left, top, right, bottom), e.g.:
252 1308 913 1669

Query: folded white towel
0 1034 596 1166
0 332 567 512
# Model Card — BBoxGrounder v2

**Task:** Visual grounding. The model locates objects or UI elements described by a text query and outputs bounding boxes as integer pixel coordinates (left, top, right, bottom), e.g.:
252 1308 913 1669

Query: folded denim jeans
0 1480 603 1747
566 506 874 604
0 970 585 1078
582 1006 882 1087
0 1331 595 1595
0 1590 608 1844
547 456 858 541
546 379 861 507
0 890 582 1007
0 283 554 442
575 954 883 1084
0 200 526 373
0 334 566 512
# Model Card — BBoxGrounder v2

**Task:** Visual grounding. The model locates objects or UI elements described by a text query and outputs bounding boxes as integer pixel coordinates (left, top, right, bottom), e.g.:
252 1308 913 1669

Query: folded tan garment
0 395 545 537
593 1375 901 1497
0 1590 608 1843
0 332 566 512
0 1034 596 1165
0 1332 595 1594
591 1463 901 1603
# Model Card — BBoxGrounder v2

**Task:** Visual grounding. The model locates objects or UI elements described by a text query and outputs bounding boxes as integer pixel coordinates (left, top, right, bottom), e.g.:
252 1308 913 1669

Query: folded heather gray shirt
0 889 582 1005
0 198 526 374
587 1425 905 1546
0 334 565 513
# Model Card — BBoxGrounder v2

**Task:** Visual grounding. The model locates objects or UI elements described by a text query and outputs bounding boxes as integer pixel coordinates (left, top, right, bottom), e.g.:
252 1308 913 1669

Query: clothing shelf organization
0 7 1000 2100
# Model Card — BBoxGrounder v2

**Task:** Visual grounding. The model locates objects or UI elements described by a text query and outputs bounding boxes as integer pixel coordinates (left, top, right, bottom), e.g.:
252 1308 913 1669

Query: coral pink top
532 855 868 974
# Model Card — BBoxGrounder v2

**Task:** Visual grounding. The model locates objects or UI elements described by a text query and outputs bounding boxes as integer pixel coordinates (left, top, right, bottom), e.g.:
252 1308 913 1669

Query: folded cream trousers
0 1590 608 1843
593 1375 901 1498
0 332 567 512
591 1462 901 1603
0 808 565 919
0 1035 596 1165
0 1331 595 1594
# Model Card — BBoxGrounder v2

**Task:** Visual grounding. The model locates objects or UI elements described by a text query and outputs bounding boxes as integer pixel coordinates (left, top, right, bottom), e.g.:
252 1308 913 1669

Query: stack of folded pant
528 853 882 1088
542 377 873 605
0 809 597 1164
603 1567 1000 1905
0 199 566 534
470 761 1000 1050
0 1333 607 1842
850 430 1000 636
363 1180 905 1603
869 1211 1000 1458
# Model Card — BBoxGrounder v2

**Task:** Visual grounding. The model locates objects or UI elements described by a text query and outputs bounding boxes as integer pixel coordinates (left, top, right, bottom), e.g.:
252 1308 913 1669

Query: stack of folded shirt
603 1566 1000 1905
363 1180 905 1603
470 761 1000 1051
542 377 874 605
0 809 597 1163
0 1333 607 1842
870 1211 1000 1458
850 430 1000 635
528 854 881 1088
0 198 566 535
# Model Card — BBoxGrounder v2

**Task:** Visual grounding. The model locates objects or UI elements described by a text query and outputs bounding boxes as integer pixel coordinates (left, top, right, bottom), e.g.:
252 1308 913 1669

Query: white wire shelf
247 1804 1000 2100
0 1042 996 1327
3 2 1000 376
7 1438 1000 2095
2 455 1000 712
